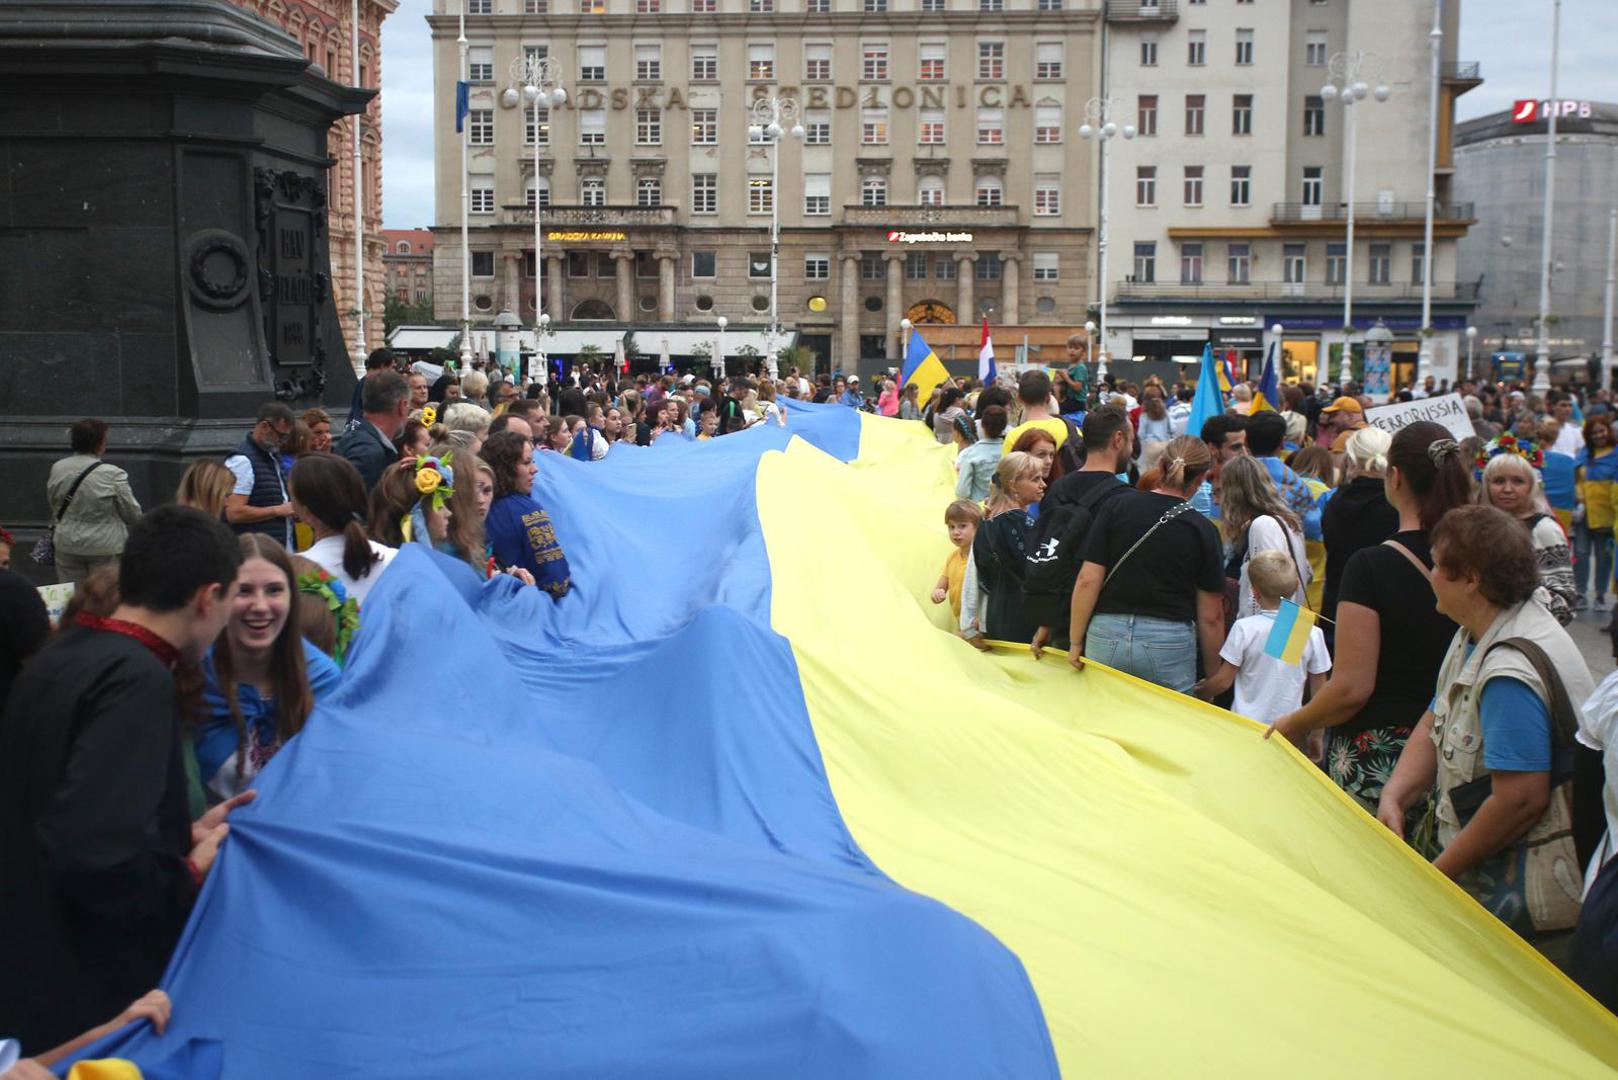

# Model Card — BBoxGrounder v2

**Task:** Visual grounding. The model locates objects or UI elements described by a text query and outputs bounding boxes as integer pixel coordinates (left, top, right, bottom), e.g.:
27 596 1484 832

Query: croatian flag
978 317 997 386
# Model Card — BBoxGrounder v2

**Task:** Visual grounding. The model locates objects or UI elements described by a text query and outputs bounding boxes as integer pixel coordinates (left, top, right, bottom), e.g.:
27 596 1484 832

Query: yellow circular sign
807 296 828 313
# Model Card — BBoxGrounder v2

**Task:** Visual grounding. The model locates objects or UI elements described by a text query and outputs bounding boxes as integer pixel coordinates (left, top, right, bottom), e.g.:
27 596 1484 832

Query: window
1034 175 1061 216
1033 252 1059 281
1233 94 1252 135
1133 242 1156 283
919 109 946 144
979 0 1003 9
523 44 548 65
807 0 829 9
805 253 830 280
525 108 550 145
806 43 832 81
905 252 928 280
935 255 957 280
919 176 945 207
863 0 888 10
468 46 493 84
637 176 662 207
578 45 605 81
920 0 944 10
525 176 550 208
1037 0 1062 9
1227 243 1251 284
750 0 773 9
1183 165 1204 207
1284 243 1307 284
579 109 605 145
976 254 1002 281
863 43 889 81
468 109 493 145
692 45 718 81
976 107 1004 145
1187 30 1206 66
1034 106 1061 144
692 174 717 214
1304 96 1325 136
635 44 662 81
920 43 946 81
805 109 831 144
692 109 717 144
1136 165 1157 206
1140 37 1158 66
1180 243 1204 284
396 241 412 254
1185 95 1204 135
1325 243 1347 285
1412 242 1428 285
748 44 775 81
975 176 1003 207
566 251 592 278
1235 29 1254 65
692 251 716 278
1036 42 1063 80
805 174 830 215
861 107 888 144
581 177 605 206
470 179 494 214
1230 165 1251 207
636 108 662 145
1306 32 1328 66
749 252 771 279
471 250 494 277
861 177 887 207
1302 166 1323 205
525 0 547 11
580 0 604 12
1368 243 1391 285
468 0 491 12
636 0 661 11
861 253 884 280
1138 95 1158 136
691 0 716 9
978 42 1004 81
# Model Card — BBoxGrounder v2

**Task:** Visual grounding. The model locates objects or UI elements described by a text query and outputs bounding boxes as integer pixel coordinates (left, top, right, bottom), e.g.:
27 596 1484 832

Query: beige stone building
427 0 1100 374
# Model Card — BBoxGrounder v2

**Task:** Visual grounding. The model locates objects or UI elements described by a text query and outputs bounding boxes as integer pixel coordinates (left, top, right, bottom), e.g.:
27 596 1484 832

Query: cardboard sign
37 582 75 626
1364 393 1476 442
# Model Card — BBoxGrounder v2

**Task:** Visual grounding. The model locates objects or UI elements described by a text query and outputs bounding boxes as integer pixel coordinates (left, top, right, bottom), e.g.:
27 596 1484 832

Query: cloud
1458 0 1616 122
381 0 436 228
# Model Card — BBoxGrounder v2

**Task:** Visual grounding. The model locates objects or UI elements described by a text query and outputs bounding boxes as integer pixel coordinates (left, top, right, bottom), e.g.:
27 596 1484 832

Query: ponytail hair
288 453 382 580
1388 421 1472 533
1158 435 1212 493
978 404 1010 440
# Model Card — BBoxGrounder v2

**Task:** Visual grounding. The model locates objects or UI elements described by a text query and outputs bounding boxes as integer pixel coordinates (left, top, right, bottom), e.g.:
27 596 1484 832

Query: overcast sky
379 0 1618 229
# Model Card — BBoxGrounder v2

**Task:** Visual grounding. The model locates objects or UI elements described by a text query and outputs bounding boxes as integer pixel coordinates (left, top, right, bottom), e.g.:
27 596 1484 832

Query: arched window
975 176 1004 208
637 176 662 207
581 177 606 207
526 176 551 208
860 176 887 208
396 241 411 254
572 299 615 320
918 176 945 207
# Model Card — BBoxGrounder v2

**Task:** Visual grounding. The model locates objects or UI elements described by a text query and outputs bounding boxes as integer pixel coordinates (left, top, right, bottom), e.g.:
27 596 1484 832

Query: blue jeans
1576 524 1615 598
1085 613 1198 694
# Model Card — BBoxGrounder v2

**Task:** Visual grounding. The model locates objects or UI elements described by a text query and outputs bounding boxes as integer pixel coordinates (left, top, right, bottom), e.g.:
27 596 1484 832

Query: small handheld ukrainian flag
1262 599 1318 665
901 328 950 402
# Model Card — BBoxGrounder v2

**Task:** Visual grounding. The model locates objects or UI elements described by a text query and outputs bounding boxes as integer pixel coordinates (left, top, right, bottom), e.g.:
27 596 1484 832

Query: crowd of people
2 342 1618 1069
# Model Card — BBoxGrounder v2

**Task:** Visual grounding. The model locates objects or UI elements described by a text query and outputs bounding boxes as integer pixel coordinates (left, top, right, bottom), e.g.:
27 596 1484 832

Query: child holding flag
1195 550 1330 743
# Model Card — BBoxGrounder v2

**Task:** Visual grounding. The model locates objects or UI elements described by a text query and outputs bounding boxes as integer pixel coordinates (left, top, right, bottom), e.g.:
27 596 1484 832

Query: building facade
233 0 397 362
427 0 1100 375
1454 100 1618 377
384 228 437 306
1102 0 1479 390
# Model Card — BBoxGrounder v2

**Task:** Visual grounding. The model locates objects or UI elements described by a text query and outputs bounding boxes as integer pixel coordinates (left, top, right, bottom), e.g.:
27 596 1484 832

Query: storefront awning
387 326 459 352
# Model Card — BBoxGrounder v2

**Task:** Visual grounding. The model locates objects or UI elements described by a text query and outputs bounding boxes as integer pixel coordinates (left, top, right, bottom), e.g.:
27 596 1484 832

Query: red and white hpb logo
1511 99 1540 123
887 230 902 242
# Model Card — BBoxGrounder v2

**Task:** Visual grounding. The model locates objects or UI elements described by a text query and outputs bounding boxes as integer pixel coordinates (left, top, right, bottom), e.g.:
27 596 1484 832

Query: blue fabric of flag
454 80 470 133
1187 343 1226 441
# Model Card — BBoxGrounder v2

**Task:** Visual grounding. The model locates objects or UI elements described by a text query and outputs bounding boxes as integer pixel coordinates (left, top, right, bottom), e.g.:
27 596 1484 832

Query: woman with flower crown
480 430 572 599
1477 436 1576 626
367 452 486 575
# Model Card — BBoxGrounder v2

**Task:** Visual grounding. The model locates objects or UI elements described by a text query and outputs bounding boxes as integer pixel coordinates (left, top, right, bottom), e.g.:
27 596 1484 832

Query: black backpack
1022 477 1128 630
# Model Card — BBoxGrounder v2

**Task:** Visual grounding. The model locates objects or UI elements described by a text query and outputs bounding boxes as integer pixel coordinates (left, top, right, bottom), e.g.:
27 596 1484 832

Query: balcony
498 205 676 228
1441 61 1483 92
841 204 1021 228
1114 280 1482 302
1271 201 1475 224
1105 0 1178 22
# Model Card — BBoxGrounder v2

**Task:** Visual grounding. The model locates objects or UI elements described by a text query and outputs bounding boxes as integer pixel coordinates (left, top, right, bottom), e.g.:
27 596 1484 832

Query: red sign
1512 99 1594 123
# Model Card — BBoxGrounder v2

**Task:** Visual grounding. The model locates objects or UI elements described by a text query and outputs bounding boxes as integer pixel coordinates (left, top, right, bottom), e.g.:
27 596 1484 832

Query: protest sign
1364 393 1476 441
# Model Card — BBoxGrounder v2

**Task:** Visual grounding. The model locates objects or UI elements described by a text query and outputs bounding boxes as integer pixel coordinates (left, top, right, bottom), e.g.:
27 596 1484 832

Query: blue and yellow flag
1263 598 1318 664
901 328 950 401
1250 339 1281 414
1187 343 1226 441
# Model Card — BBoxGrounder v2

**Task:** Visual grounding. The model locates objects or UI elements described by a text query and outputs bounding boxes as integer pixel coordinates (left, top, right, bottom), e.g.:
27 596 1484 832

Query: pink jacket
878 388 900 417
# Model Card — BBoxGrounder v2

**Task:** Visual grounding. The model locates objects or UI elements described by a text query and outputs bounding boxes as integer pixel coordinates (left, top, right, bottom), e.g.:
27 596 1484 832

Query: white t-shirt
1220 611 1331 725
1552 423 1586 459
1236 515 1310 620
304 534 399 606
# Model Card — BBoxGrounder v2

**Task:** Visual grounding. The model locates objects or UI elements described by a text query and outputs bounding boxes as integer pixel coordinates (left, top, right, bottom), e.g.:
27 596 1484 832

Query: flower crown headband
295 568 360 664
1474 432 1545 477
400 453 455 544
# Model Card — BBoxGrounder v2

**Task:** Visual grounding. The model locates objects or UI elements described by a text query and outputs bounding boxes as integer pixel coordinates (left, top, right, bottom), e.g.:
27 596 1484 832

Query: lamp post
1533 0 1562 394
350 0 366 367
715 314 728 380
1466 325 1478 383
899 316 912 368
1078 97 1136 383
457 3 471 369
1084 320 1101 392
1417 0 1442 386
1320 53 1391 389
748 95 806 380
1271 323 1284 381
508 54 567 386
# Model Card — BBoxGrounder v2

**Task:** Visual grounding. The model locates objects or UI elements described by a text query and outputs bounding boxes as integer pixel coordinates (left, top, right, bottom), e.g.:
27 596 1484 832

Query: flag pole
457 1 472 369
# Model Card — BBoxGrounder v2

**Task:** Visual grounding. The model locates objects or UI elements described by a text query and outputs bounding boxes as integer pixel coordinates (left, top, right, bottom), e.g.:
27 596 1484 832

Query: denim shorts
1085 613 1197 694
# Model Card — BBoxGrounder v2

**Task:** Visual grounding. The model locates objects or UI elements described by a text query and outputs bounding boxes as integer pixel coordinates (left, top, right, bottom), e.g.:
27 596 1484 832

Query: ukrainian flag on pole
901 328 950 401
1187 343 1225 440
1249 339 1281 414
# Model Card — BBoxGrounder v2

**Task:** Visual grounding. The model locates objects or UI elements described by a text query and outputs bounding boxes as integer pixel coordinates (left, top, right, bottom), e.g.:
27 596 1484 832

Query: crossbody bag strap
1102 501 1193 589
1488 636 1580 764
1382 538 1431 583
55 461 106 522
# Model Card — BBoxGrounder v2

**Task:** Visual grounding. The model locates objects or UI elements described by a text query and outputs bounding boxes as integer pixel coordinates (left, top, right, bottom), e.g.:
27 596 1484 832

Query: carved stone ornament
913 159 950 179
630 157 668 178
184 229 251 311
856 157 893 178
252 165 330 401
971 158 1009 179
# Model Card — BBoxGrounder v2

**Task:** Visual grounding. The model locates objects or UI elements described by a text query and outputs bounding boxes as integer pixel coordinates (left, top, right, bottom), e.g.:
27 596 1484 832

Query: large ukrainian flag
900 327 951 401
80 405 1618 1078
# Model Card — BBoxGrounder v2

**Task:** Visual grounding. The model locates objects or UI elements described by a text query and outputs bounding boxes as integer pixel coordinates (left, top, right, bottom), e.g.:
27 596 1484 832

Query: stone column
955 253 975 325
546 254 565 323
1000 252 1020 326
840 252 861 372
612 246 635 323
502 252 522 314
884 252 905 363
656 248 678 322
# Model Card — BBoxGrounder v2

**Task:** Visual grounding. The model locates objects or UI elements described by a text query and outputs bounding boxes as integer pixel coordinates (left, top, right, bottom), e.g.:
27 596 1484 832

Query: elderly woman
1478 448 1576 626
1376 505 1593 954
45 418 143 584
441 401 492 455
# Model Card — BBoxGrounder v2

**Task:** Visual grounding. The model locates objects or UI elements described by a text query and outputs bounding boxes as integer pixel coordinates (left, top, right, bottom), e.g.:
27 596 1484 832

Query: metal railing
1271 201 1475 223
1441 61 1482 82
1105 0 1178 20
841 204 1020 227
1114 279 1482 302
498 205 676 227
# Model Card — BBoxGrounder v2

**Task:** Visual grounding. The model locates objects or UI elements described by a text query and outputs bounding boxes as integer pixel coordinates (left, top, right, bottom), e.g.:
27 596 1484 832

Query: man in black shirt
0 506 249 1053
718 378 751 436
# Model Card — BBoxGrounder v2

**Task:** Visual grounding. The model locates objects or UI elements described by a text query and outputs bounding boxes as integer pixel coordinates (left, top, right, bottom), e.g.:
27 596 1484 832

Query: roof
382 228 434 257
1456 101 1618 147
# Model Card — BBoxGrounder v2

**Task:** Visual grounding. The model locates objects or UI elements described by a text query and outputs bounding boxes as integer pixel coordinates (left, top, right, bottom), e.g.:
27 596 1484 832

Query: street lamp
748 94 806 380
508 54 567 386
1417 0 1443 387
1084 319 1100 391
1466 325 1478 382
1320 52 1391 387
899 317 913 371
1533 0 1563 395
1078 97 1136 385
715 314 728 380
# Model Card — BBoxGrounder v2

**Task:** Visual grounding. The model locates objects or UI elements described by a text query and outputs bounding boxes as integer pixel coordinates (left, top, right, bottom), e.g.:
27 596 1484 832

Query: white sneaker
1597 595 1613 612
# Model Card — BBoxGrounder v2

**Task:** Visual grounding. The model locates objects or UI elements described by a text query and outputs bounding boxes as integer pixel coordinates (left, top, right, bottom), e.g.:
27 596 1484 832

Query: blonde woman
1479 449 1576 625
959 451 1046 645
176 460 235 522
1320 427 1399 632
